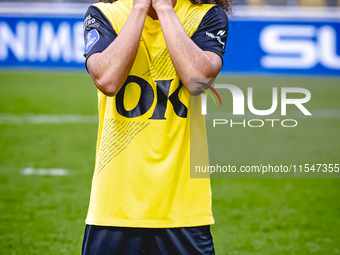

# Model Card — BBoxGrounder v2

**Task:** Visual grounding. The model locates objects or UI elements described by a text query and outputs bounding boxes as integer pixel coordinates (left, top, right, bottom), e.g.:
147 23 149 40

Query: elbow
182 71 217 96
183 79 206 96
87 56 118 96
92 74 119 97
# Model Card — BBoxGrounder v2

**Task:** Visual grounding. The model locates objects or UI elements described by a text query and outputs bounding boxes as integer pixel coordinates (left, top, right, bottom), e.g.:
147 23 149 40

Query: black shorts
81 225 215 255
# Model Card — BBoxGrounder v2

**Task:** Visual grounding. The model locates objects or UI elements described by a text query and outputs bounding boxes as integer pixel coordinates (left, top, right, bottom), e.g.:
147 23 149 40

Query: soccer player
82 0 231 253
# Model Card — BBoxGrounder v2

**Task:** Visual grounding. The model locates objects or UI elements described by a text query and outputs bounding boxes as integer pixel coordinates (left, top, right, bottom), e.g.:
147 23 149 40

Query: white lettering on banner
318 26 340 69
0 21 84 63
39 22 72 62
260 25 340 70
27 21 38 62
0 21 26 61
260 25 317 69
73 22 85 63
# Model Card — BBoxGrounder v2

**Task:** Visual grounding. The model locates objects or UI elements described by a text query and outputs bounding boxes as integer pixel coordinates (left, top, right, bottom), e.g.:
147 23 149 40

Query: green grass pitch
0 71 339 254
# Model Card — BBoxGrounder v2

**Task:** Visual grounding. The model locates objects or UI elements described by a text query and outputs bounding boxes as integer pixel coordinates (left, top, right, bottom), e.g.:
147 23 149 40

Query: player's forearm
88 6 148 96
156 7 217 92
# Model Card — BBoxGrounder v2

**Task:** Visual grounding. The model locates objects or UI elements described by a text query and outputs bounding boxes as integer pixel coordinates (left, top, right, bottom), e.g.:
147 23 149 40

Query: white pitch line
21 167 69 176
0 114 98 124
0 109 338 124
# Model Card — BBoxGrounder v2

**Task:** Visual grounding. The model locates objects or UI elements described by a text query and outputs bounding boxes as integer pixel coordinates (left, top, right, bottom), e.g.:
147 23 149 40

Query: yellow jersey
83 0 229 228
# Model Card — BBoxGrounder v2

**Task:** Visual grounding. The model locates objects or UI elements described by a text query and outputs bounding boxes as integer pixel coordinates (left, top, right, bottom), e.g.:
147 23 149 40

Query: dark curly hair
96 0 233 13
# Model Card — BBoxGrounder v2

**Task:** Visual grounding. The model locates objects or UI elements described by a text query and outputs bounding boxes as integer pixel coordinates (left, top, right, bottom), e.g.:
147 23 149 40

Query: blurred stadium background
0 0 339 254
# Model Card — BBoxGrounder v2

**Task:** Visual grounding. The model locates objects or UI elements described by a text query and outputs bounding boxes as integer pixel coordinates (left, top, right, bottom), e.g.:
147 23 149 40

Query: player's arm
153 1 228 94
85 1 151 97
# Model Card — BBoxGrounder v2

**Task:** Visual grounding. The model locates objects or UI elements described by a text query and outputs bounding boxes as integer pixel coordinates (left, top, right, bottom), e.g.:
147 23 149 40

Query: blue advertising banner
224 19 340 76
0 12 339 75
0 15 84 69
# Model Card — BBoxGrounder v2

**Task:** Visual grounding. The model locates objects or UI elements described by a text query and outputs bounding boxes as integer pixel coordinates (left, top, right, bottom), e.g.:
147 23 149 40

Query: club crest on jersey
85 30 100 54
